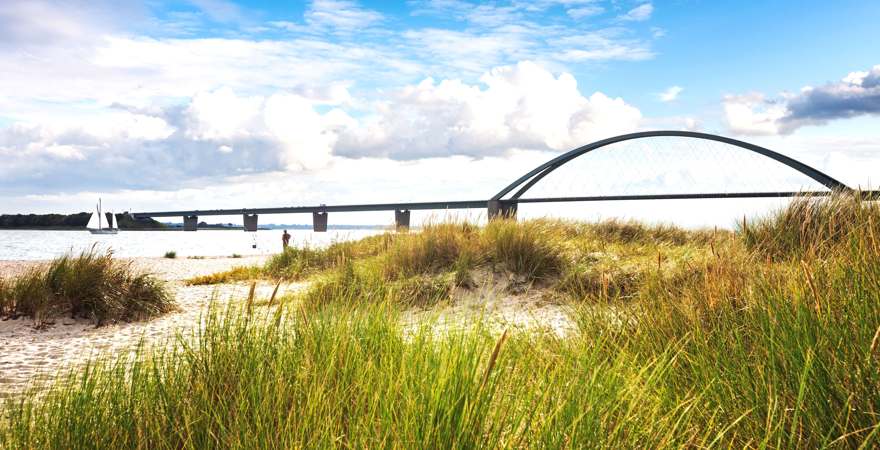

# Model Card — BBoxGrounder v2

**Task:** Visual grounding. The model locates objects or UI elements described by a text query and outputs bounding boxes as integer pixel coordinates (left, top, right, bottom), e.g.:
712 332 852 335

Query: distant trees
0 213 166 229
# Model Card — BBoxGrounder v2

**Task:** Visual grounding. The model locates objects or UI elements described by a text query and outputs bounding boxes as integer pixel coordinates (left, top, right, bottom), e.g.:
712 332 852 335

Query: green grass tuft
0 247 175 326
740 192 880 260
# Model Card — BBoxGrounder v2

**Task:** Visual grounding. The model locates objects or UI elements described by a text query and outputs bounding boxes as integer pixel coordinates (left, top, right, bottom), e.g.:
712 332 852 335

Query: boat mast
98 198 103 230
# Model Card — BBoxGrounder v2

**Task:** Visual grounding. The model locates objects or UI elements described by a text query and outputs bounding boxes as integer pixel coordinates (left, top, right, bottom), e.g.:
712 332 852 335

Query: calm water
0 229 383 260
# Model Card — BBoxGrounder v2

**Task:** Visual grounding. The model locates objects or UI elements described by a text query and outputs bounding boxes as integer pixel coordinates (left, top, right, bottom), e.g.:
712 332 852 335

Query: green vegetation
0 247 174 326
2 196 879 447
163 251 177 259
298 218 722 309
0 212 165 229
186 265 265 285
741 192 880 260
186 234 395 284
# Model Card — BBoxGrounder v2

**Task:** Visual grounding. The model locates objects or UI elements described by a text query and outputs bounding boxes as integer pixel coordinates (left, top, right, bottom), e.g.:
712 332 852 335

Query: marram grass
2 195 880 448
0 246 174 326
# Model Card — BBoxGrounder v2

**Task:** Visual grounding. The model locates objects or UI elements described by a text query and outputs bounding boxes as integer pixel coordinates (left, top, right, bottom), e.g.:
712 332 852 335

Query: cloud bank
724 65 880 135
0 0 662 197
0 62 641 194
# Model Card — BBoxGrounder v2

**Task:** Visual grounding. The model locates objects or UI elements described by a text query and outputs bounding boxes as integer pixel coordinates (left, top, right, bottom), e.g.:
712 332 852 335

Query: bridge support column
183 215 198 231
395 209 411 230
243 214 258 232
487 200 517 220
313 212 328 232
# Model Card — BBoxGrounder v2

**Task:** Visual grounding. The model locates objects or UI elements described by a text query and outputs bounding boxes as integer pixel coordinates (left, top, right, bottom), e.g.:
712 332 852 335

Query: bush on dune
740 192 880 260
382 222 480 279
0 247 174 326
482 219 564 280
585 218 718 246
302 220 566 308
298 218 723 308
190 218 712 294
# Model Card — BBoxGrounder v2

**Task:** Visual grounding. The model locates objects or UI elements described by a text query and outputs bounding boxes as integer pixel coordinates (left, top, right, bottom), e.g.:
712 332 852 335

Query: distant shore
0 225 391 231
0 227 240 231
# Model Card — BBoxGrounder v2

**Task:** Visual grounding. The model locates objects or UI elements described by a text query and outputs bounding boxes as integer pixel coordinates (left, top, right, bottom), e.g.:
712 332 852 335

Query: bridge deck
132 200 488 218
131 190 877 219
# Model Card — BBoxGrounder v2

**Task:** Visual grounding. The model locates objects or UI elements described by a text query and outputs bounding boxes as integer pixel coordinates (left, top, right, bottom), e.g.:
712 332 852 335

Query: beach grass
298 217 722 309
185 234 396 285
0 247 174 326
2 195 879 447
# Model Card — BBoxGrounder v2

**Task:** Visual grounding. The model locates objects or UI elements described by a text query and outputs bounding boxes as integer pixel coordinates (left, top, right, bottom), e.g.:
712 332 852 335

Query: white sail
86 198 119 234
86 212 100 229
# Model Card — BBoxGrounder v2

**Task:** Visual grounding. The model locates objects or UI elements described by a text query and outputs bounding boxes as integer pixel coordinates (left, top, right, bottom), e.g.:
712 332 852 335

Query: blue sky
0 0 878 226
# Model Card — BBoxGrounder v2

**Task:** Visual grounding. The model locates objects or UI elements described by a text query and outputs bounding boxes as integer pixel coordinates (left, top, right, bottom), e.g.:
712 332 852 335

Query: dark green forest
0 213 165 229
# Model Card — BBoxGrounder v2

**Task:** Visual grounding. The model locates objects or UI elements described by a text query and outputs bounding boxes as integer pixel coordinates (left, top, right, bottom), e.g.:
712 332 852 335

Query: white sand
403 269 576 337
0 256 303 398
1 257 576 398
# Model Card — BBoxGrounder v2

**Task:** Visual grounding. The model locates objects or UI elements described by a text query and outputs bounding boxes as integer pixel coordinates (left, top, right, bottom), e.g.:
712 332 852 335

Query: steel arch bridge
133 130 869 231
485 130 854 218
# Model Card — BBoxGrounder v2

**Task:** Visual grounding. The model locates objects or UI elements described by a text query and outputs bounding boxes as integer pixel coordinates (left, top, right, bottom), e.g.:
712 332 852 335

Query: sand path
1 258 577 398
1 256 302 398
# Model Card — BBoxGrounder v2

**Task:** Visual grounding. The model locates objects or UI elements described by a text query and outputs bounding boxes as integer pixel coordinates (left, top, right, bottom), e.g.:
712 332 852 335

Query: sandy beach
0 256 302 398
1 256 575 398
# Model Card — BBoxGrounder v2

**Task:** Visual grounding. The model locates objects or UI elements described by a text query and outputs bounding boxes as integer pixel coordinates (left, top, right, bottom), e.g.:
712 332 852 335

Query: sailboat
86 198 119 235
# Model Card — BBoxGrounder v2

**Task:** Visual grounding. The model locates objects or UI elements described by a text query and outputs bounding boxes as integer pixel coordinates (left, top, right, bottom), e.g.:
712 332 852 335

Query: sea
0 229 384 261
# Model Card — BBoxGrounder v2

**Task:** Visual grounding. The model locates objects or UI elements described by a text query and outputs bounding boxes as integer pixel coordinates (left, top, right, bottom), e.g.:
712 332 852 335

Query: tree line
0 213 166 229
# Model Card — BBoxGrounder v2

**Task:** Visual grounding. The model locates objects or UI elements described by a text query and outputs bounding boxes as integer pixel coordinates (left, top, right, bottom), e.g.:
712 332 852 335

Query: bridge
132 130 871 231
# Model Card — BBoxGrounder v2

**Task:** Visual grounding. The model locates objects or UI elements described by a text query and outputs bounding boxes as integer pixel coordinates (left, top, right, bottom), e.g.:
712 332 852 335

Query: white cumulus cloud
658 86 683 102
336 61 642 159
722 93 789 136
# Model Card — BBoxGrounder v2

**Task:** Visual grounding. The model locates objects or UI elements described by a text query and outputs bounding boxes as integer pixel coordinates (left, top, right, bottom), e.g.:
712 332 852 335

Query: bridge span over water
132 131 873 232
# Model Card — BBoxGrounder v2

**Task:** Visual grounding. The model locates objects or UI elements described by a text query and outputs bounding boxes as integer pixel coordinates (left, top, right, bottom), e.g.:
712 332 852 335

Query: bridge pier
313 212 328 232
183 215 198 231
243 214 258 232
395 209 411 230
487 200 517 220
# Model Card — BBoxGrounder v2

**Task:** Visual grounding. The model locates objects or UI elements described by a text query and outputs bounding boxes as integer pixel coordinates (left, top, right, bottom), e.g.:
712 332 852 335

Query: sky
1 0 879 227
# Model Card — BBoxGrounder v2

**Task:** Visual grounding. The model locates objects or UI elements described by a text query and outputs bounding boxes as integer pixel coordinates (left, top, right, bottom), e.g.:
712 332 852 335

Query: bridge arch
491 130 851 202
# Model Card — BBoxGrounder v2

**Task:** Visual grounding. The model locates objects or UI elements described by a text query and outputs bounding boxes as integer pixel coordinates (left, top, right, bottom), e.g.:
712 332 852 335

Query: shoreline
0 228 204 232
0 227 389 232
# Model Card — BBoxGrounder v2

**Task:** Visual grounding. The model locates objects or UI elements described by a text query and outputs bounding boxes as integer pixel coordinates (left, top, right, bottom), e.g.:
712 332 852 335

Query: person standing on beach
282 230 291 249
